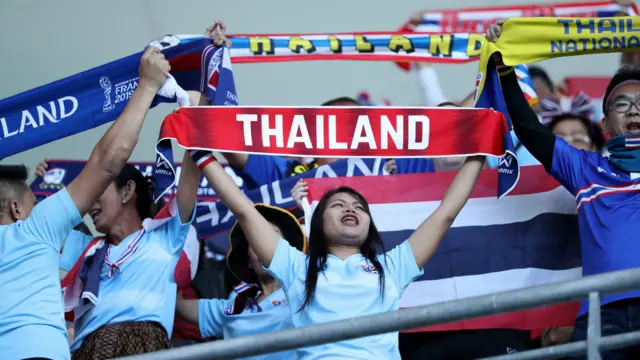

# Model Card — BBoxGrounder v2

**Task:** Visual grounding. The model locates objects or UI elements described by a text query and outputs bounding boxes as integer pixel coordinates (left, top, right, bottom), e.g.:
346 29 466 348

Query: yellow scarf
475 16 640 103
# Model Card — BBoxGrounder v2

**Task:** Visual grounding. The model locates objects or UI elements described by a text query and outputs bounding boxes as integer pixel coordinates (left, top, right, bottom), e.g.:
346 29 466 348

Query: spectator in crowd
538 93 605 153
488 20 640 359
528 65 561 101
37 166 203 351
175 204 306 360
0 46 170 360
192 146 483 358
63 154 198 359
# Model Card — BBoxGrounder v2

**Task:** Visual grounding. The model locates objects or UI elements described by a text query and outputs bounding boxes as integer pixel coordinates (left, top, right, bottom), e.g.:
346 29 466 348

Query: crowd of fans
2 5 640 360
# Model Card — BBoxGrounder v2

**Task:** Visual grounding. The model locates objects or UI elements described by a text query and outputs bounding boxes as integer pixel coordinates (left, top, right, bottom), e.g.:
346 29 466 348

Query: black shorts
400 329 533 360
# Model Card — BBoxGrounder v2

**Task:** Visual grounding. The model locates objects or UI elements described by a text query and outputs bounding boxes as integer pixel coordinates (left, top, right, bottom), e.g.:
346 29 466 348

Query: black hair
115 164 152 221
437 101 460 107
145 175 166 217
0 165 29 218
548 114 605 151
230 222 289 315
300 186 385 312
321 97 361 106
602 65 640 113
528 65 554 93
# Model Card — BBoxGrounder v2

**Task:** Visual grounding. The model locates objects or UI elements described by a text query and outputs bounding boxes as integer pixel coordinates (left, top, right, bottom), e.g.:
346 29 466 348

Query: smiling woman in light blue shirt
65 155 200 360
195 154 485 359
176 204 305 360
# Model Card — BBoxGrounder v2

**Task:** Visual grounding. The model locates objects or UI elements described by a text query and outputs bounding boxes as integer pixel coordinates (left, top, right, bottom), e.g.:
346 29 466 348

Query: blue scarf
0 35 210 160
606 134 640 173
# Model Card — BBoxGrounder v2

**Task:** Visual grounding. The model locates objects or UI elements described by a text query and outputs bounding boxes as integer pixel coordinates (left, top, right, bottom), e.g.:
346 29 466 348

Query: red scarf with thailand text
153 106 520 199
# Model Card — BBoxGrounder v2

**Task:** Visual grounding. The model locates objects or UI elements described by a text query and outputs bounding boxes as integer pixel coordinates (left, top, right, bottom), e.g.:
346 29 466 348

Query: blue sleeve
198 298 228 338
238 155 292 189
156 199 196 255
265 237 306 290
381 241 424 293
549 137 589 194
20 188 83 251
394 158 435 174
59 230 93 271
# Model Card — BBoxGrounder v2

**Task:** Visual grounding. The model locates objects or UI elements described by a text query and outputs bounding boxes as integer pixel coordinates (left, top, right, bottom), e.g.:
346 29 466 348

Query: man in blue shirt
0 46 171 360
488 21 640 359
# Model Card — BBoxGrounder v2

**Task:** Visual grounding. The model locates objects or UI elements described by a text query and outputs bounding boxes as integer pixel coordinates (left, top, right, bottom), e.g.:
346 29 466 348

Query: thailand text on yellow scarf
474 16 640 106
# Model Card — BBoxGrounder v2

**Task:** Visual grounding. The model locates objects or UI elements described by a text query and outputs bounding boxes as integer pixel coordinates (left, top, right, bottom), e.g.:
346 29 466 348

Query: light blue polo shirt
198 288 296 360
0 188 82 360
70 205 194 353
267 238 423 359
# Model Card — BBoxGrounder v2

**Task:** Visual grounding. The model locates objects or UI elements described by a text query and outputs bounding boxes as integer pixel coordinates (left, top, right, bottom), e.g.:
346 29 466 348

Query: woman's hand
291 179 309 207
35 159 49 177
204 20 232 48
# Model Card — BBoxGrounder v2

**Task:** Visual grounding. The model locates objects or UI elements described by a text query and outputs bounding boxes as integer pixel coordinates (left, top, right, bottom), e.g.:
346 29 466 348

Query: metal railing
118 268 640 360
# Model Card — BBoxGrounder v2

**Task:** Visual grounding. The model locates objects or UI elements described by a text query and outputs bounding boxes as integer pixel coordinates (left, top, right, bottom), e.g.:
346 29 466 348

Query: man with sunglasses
488 20 640 359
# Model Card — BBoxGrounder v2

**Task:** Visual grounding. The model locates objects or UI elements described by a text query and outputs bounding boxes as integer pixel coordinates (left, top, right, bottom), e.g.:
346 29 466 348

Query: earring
122 199 126 204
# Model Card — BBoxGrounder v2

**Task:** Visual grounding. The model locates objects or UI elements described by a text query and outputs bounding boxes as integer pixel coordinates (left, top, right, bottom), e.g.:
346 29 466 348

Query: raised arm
66 46 169 216
188 22 250 172
200 161 279 266
486 21 556 171
176 152 200 223
407 156 484 268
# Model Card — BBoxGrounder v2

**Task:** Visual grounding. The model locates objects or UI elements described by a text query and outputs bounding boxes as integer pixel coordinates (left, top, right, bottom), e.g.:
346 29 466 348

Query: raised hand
35 159 49 177
204 20 232 48
138 46 170 91
485 19 505 43
291 179 309 207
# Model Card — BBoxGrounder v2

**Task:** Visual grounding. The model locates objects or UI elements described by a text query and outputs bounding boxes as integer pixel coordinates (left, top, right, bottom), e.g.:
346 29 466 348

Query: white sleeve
416 66 448 106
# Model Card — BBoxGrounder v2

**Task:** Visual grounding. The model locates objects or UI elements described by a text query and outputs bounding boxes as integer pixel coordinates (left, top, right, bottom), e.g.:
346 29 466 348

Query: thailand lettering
551 18 640 53
0 96 78 140
245 34 485 58
236 113 430 151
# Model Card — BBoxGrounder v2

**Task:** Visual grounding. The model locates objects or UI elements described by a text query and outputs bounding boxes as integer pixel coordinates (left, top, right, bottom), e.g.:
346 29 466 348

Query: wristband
189 150 217 170
497 65 514 77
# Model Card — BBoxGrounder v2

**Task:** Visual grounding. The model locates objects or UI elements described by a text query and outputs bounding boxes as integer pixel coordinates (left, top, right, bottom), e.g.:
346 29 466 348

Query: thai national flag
625 136 640 149
302 166 582 331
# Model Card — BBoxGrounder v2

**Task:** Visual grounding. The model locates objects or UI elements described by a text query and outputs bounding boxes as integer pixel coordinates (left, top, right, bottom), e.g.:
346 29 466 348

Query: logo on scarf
155 156 173 177
100 76 139 113
39 168 66 191
100 77 115 113
498 154 514 168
